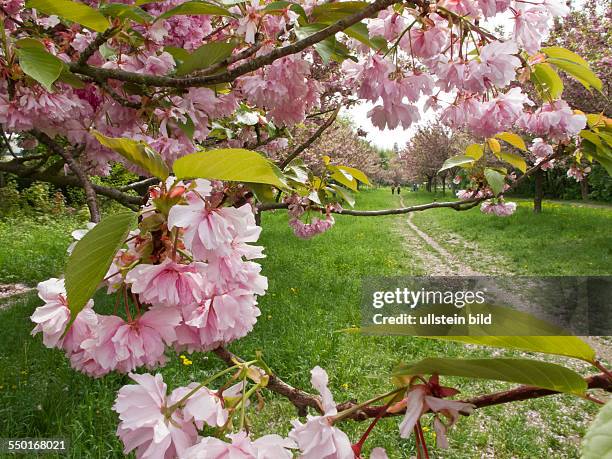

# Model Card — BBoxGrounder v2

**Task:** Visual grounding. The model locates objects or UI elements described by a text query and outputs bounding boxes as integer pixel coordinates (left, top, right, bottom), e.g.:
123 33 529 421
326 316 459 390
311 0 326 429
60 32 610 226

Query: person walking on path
391 186 395 195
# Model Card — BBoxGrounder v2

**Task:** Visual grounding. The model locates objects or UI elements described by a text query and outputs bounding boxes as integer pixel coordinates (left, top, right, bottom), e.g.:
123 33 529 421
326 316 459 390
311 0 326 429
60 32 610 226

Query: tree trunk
581 180 589 201
426 177 432 192
534 169 543 214
442 176 446 196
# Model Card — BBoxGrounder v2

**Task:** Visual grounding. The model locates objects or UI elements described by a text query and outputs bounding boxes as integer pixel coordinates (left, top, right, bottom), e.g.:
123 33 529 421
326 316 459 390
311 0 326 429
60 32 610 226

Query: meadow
0 188 609 458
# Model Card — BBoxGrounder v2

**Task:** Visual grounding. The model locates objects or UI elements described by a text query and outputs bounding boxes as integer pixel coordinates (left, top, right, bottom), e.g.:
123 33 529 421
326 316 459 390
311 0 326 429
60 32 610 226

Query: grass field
0 188 609 458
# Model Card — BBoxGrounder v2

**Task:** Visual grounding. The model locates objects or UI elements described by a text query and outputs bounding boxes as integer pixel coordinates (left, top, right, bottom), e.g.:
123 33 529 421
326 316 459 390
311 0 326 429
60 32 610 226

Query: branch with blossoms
5 0 612 457
213 345 611 421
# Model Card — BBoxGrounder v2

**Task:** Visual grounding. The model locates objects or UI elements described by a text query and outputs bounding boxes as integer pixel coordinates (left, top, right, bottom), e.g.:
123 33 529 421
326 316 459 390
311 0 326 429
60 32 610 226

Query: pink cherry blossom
288 366 353 459
289 214 335 239
168 198 259 259
512 7 551 55
114 373 198 459
30 278 71 348
567 164 591 182
368 10 408 41
465 40 520 92
398 385 475 440
126 259 208 308
370 447 389 459
467 87 532 138
180 384 228 428
478 0 511 17
401 24 447 59
177 288 261 351
236 0 263 44
480 199 517 216
518 100 587 141
181 431 294 459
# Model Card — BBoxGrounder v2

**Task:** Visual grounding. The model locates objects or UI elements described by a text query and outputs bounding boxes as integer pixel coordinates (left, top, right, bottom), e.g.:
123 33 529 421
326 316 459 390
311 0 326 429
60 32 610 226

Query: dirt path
395 195 507 276
393 193 611 366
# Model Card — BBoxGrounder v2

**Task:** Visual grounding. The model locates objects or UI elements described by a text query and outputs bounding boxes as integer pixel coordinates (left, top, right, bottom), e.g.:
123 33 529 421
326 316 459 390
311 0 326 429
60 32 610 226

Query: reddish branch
213 346 611 422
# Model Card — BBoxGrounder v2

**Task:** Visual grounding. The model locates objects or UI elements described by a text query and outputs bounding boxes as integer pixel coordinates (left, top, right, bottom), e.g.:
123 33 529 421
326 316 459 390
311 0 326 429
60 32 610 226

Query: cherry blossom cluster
284 194 338 239
110 364 472 459
0 0 591 180
31 178 266 377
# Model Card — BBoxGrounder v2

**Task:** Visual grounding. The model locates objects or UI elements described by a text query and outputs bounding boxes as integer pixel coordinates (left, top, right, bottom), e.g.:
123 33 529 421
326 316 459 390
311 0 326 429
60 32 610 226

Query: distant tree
401 123 462 194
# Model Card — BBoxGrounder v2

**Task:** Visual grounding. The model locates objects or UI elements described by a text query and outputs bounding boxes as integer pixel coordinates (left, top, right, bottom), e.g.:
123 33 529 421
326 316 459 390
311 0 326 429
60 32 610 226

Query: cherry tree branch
31 131 101 222
261 147 567 216
66 0 403 88
0 156 142 209
279 106 340 169
212 346 611 422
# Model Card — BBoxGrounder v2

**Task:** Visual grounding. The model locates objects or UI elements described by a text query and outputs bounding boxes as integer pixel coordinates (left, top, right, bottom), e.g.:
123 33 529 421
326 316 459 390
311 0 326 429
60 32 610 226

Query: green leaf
26 0 110 32
263 1 307 21
329 167 358 191
247 183 277 203
487 138 501 155
542 46 590 68
495 132 527 151
92 132 170 179
484 168 505 195
165 46 191 63
15 39 64 92
582 399 612 458
175 41 236 76
309 1 368 21
295 24 352 63
343 22 387 51
465 144 484 160
173 148 286 188
335 165 371 185
421 336 596 364
547 58 603 92
500 152 527 173
156 1 232 21
439 155 474 172
99 4 153 24
328 183 355 207
394 358 587 395
531 63 564 100
65 212 136 318
57 68 86 89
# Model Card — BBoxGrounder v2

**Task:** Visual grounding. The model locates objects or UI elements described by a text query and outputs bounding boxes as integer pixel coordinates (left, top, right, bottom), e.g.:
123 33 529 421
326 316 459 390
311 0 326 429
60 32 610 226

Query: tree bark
534 169 544 214
581 179 589 201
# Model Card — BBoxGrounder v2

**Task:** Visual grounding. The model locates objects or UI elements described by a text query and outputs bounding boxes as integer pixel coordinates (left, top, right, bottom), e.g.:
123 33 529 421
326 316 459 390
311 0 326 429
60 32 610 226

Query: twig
77 27 119 66
212 346 321 416
279 106 340 169
119 177 159 193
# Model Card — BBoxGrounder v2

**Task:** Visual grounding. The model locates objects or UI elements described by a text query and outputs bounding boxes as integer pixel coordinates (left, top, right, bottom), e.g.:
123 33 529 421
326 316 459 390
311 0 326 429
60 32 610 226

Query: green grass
0 189 607 458
403 190 612 275
0 214 85 284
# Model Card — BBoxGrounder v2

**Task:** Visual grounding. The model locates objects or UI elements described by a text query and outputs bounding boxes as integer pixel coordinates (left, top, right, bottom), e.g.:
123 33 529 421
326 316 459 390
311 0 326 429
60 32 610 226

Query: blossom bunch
31 178 266 377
